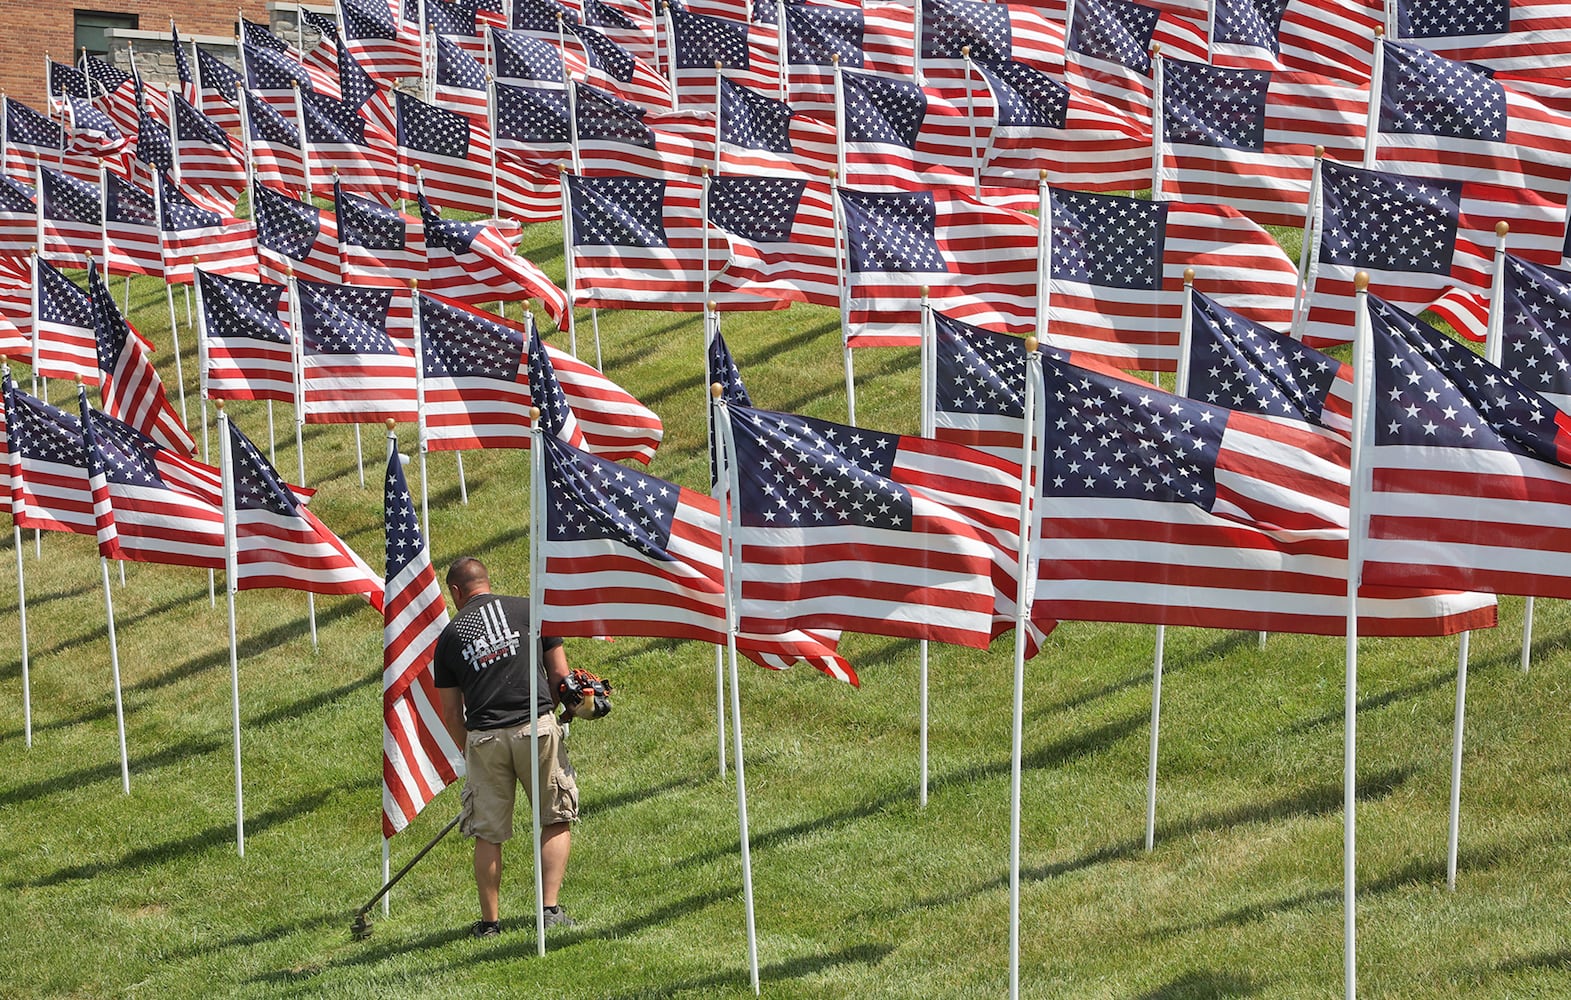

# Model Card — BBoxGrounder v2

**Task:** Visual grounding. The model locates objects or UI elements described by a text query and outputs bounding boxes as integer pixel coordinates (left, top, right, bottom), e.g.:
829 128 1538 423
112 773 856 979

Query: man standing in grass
435 556 578 938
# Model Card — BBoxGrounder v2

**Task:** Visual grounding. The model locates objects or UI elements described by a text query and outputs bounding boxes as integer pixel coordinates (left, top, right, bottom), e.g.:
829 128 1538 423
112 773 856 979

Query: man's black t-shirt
433 594 564 731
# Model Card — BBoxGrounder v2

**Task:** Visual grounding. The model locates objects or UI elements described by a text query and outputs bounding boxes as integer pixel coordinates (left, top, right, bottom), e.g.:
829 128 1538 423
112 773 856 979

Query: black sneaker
542 905 575 929
471 919 501 939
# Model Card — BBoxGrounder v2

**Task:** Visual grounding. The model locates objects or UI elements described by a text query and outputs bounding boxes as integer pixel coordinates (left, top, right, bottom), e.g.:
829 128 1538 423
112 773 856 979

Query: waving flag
3 98 65 182
931 310 1032 460
241 90 308 195
395 91 497 215
1469 254 1571 411
296 277 418 424
1065 0 1209 122
539 434 857 683
171 96 246 194
49 60 91 110
159 174 258 285
298 89 401 204
0 257 29 352
33 256 99 384
717 402 1028 648
81 394 224 568
1361 294 1571 599
415 291 661 459
99 171 161 279
37 165 100 265
1157 59 1368 229
255 181 341 285
918 0 1066 97
195 45 245 133
492 27 576 86
1210 0 1382 84
837 186 1040 346
340 0 424 81
764 0 916 110
1188 289 1353 438
433 32 491 121
837 70 986 194
569 21 676 110
715 79 837 180
337 179 426 288
491 80 574 167
0 175 35 257
417 192 569 325
63 98 127 161
223 416 385 606
1041 188 1300 371
522 311 664 461
196 268 296 404
381 441 463 837
89 264 194 456
1031 346 1497 634
82 54 140 136
563 172 786 312
1390 0 1571 79
665 6 779 110
707 175 838 307
3 382 94 535
243 41 319 112
574 84 715 179
426 0 488 61
976 58 1152 196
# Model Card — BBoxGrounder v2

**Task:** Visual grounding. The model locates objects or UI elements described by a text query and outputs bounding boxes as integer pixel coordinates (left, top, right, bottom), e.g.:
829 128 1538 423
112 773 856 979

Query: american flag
1470 254 1571 411
416 290 663 460
717 401 1029 648
255 180 342 286
49 61 91 110
762 0 916 111
296 276 419 424
82 53 141 137
241 90 308 195
395 91 497 215
563 172 788 312
39 165 103 264
1390 0 1571 79
3 98 65 181
196 45 245 133
88 264 195 456
243 16 299 55
33 255 100 384
172 22 200 108
417 191 570 325
495 148 568 222
492 80 574 165
1203 0 1296 71
171 96 247 197
664 6 779 111
2 381 95 535
524 308 587 448
246 18 344 98
1300 159 1534 346
837 70 985 194
426 0 489 62
510 0 575 34
0 174 34 257
433 32 491 122
1372 41 1571 256
242 42 319 113
491 27 575 86
302 14 346 98
195 268 296 404
582 0 654 56
159 174 259 285
0 368 12 514
1211 0 1382 85
1030 346 1498 634
80 392 225 568
222 414 385 606
380 440 463 837
705 316 749 489
715 79 837 180
1360 293 1571 600
340 0 424 82
1040 187 1300 372
575 84 715 179
131 107 174 186
1187 288 1353 439
1064 0 1209 123
931 309 1033 460
338 26 402 137
336 178 427 288
0 256 30 352
1157 59 1368 229
524 309 664 462
918 0 1066 99
64 98 127 160
538 433 858 683
706 175 839 307
569 22 676 110
975 58 1152 196
837 186 1040 346
297 89 401 205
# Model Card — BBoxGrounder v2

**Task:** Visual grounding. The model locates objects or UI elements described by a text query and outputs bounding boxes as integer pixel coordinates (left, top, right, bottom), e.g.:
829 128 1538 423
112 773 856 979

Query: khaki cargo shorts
460 714 579 843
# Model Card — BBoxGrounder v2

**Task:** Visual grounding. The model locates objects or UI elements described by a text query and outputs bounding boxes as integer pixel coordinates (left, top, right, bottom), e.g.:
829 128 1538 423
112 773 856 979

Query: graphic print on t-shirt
457 599 521 671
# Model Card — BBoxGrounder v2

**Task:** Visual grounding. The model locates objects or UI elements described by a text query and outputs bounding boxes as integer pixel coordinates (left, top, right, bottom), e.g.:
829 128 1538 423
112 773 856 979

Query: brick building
0 2 324 109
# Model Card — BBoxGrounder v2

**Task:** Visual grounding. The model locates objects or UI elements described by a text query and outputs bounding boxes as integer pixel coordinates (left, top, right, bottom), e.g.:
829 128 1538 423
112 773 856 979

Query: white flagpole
267 400 276 464
1447 629 1470 891
1035 170 1052 347
917 291 934 807
1479 224 1532 671
216 400 246 855
558 167 579 358
774 0 788 101
455 450 467 504
411 279 431 539
294 83 315 201
1150 46 1164 200
100 554 130 793
1344 272 1375 1000
702 168 713 304
382 837 392 917
1362 34 1384 171
704 304 727 780
831 176 855 425
564 81 603 369
191 258 212 465
285 267 319 648
1144 270 1195 852
487 74 501 220
526 408 548 955
1204 0 1216 63
663 3 680 111
1007 337 1040 1000
712 387 761 994
912 0 925 85
354 424 366 486
962 47 980 197
1291 148 1325 342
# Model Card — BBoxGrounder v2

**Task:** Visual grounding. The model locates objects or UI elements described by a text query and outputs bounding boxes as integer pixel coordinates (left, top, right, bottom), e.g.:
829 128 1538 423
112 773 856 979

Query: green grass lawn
2 223 1570 999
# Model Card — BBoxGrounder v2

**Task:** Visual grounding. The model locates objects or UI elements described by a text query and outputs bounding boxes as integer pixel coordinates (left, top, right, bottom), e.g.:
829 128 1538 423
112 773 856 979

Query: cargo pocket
548 770 580 824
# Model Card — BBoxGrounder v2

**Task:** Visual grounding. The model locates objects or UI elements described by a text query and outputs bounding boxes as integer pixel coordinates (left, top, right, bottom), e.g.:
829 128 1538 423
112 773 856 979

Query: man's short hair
446 556 490 592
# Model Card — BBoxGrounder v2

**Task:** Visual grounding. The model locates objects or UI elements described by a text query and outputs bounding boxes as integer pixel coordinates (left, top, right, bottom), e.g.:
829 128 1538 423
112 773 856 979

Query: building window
74 10 139 59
